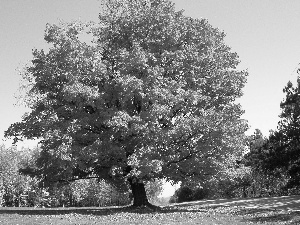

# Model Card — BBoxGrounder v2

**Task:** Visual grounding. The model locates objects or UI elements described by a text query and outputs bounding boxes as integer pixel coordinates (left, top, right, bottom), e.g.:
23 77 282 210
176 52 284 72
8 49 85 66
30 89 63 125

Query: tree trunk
129 178 149 207
242 186 247 198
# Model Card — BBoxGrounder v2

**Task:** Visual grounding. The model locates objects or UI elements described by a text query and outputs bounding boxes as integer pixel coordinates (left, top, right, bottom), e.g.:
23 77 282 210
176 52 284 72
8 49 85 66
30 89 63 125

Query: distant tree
145 179 164 204
244 129 270 172
69 178 129 207
5 0 248 207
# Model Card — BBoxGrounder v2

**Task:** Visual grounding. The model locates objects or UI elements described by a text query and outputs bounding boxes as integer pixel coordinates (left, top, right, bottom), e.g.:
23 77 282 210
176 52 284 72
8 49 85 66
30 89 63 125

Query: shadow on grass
170 195 300 225
172 195 300 211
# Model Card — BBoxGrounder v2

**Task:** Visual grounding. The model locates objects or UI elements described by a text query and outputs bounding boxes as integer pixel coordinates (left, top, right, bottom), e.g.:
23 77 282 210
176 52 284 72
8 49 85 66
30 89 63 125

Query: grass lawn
0 196 300 224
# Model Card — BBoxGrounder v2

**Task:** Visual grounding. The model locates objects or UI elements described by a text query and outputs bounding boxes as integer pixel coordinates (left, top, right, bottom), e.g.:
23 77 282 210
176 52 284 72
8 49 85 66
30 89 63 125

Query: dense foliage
239 78 300 196
0 145 36 206
170 185 212 203
242 130 288 197
273 79 300 189
5 0 248 206
244 79 300 193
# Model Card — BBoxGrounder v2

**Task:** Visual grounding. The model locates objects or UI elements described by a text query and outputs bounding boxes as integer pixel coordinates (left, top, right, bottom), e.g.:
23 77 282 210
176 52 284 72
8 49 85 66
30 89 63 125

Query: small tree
243 129 289 197
5 0 248 207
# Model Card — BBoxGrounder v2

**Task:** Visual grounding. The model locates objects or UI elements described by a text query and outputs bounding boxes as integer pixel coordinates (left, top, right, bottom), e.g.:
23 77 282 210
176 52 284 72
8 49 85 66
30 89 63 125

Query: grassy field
0 196 300 224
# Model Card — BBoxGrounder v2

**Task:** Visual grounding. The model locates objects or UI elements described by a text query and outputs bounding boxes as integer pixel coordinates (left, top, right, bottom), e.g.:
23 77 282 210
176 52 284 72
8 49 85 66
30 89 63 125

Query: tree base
127 202 162 211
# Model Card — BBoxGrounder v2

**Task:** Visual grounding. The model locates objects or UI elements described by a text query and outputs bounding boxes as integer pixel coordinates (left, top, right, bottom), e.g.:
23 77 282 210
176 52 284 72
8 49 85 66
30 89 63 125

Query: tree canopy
5 0 248 206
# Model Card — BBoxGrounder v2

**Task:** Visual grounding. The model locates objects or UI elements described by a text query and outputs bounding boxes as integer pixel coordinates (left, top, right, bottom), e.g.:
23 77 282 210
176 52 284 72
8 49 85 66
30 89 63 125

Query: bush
69 179 131 207
176 186 193 203
192 187 211 200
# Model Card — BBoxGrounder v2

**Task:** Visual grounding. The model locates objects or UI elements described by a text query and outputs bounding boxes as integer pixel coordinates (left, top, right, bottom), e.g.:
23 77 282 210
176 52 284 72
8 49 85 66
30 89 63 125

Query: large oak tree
5 0 248 207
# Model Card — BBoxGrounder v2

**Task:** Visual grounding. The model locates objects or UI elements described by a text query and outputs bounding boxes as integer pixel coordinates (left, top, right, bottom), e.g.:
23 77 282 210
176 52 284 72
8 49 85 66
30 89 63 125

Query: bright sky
172 0 300 137
1 0 300 146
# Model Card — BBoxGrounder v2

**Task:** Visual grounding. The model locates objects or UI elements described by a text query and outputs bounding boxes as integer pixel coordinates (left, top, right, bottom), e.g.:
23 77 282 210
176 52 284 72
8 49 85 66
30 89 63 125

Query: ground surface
0 196 299 224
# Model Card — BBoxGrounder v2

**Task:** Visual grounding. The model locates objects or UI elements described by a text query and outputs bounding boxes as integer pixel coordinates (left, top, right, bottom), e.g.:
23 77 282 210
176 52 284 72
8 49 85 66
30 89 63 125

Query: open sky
1 0 300 148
